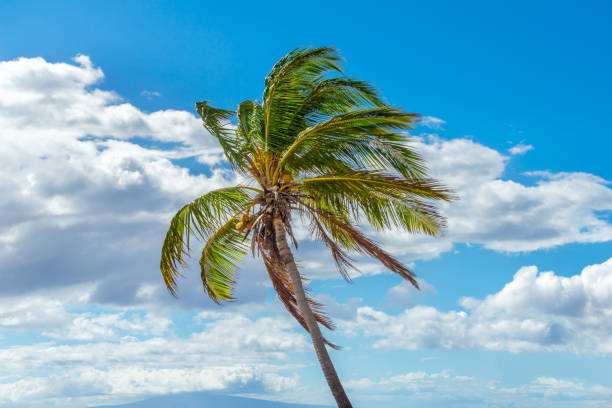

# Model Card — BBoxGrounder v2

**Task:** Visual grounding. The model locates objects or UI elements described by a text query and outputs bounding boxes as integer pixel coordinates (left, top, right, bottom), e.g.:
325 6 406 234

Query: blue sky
1 1 612 407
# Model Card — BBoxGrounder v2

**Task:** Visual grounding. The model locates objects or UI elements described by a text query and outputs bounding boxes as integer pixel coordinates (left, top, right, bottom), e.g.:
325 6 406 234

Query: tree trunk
272 215 353 408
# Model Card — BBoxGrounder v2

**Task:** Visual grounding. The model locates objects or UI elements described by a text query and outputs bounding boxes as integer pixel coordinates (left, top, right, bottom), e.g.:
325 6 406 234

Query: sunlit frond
299 204 419 288
275 106 423 181
289 170 452 234
262 47 343 153
236 99 265 149
285 77 386 132
160 186 252 295
200 217 250 302
195 100 249 170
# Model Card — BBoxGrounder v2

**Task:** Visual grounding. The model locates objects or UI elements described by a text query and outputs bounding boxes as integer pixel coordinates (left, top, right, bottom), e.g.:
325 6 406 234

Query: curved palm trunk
272 216 353 408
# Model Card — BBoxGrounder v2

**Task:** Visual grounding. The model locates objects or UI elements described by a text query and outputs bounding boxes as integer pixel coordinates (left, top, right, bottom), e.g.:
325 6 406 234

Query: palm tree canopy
160 47 454 337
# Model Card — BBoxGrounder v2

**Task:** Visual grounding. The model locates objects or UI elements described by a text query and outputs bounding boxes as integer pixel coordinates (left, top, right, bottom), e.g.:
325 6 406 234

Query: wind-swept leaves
275 106 424 182
301 204 419 288
160 186 252 296
291 170 453 235
200 217 250 302
195 100 245 169
262 47 343 153
236 99 265 147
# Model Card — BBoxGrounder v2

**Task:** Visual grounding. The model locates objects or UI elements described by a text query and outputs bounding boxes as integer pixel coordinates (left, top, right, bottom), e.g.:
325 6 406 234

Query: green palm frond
275 106 422 181
160 186 252 295
286 77 386 131
236 99 265 149
200 217 250 303
195 101 248 170
262 47 343 153
283 137 427 181
293 171 452 234
298 203 419 287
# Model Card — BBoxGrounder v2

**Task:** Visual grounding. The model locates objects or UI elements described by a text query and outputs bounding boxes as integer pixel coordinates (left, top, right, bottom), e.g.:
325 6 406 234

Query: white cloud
1 53 611 408
346 369 457 392
0 55 248 304
342 257 612 354
0 55 218 148
375 135 612 258
0 306 308 408
0 366 300 408
504 376 612 398
509 143 534 155
419 116 446 129
385 278 437 308
44 311 173 341
0 284 93 330
345 370 612 407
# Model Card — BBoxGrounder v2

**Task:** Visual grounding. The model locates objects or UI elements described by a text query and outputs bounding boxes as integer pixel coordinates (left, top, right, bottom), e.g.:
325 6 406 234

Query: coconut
282 173 293 184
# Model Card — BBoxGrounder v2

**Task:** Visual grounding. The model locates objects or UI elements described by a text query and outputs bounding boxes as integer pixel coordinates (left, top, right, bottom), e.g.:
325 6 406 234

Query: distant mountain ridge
92 392 332 408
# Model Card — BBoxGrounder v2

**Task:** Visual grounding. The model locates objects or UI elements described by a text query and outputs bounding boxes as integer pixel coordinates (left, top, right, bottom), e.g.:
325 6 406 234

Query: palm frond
262 47 343 153
286 77 386 132
200 217 250 303
195 100 248 170
160 186 252 296
297 202 356 281
169 47 456 347
236 99 265 150
288 170 452 234
275 106 422 181
300 204 419 288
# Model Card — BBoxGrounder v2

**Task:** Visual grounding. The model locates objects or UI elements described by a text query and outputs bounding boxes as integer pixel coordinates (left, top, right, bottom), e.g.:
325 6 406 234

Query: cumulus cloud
0 55 271 306
43 311 173 341
374 136 612 258
0 365 300 408
0 284 93 330
0 55 219 147
342 257 612 354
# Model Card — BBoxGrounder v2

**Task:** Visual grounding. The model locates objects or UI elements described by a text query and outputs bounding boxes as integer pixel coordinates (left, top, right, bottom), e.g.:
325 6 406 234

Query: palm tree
160 47 453 408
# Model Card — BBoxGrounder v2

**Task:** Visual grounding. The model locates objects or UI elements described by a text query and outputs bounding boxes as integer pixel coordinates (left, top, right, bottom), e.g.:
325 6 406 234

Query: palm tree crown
160 47 453 407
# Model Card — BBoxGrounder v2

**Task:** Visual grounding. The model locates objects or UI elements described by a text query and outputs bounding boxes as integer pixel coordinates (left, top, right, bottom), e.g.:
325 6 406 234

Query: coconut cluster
235 212 254 233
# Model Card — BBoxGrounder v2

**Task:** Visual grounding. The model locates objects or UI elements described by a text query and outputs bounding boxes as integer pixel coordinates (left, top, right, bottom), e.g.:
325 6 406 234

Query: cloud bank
343 257 612 354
